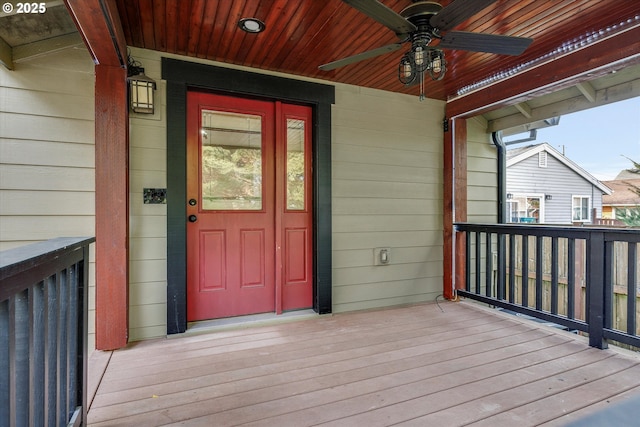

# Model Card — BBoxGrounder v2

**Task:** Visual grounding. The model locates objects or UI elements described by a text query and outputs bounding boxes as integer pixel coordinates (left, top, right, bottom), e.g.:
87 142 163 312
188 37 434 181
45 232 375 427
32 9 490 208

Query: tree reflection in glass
201 110 263 210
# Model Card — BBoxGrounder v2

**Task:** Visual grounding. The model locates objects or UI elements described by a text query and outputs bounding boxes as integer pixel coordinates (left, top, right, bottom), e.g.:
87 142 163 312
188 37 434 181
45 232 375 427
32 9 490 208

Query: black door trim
162 58 334 334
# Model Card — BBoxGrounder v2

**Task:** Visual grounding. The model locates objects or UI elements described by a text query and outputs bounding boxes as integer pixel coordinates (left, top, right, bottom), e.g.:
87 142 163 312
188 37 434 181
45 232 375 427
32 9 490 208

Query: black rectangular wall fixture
143 188 167 204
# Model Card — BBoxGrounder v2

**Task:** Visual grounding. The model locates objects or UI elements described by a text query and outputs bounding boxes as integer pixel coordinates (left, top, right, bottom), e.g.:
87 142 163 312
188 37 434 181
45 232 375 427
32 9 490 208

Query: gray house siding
507 154 603 224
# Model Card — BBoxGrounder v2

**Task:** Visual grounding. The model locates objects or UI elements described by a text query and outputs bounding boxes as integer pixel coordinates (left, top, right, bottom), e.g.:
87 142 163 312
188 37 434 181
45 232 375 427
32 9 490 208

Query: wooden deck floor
87 301 640 426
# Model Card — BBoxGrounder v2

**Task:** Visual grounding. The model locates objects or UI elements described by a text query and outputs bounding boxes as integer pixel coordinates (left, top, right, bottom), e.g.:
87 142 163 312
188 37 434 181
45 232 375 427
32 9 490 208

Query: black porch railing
1 237 94 427
455 223 639 350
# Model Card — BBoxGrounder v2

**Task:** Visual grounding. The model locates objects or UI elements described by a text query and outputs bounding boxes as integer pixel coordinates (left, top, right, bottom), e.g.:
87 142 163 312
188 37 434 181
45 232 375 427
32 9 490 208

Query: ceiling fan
319 0 533 99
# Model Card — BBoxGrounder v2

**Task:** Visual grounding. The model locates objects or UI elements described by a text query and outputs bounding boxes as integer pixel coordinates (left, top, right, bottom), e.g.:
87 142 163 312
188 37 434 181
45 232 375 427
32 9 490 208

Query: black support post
628 243 637 337
587 232 607 349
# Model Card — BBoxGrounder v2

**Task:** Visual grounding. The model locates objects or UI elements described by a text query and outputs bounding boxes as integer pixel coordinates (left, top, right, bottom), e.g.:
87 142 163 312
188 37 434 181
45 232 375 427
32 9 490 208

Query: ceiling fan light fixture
238 17 265 33
427 48 446 80
414 46 424 66
398 54 416 85
398 46 446 99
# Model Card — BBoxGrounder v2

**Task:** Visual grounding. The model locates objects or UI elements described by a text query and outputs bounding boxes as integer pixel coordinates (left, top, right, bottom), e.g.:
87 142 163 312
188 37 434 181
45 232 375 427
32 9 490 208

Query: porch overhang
60 0 640 349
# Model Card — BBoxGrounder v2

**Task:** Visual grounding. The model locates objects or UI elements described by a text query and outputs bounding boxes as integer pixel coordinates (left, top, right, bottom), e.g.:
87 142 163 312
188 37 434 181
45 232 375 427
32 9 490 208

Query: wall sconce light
127 55 156 114
506 193 513 199
545 194 552 201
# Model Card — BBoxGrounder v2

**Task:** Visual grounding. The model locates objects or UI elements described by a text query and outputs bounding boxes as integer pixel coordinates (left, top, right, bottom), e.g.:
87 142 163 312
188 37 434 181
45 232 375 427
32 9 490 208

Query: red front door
186 92 313 321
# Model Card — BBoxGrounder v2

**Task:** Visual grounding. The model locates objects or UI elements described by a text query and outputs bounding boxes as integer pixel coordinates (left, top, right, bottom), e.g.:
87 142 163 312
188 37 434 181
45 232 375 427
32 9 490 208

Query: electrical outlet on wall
374 247 391 266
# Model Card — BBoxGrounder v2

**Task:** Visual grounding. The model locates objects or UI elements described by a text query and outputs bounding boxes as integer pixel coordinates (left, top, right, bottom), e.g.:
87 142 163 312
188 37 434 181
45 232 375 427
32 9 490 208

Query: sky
507 96 640 181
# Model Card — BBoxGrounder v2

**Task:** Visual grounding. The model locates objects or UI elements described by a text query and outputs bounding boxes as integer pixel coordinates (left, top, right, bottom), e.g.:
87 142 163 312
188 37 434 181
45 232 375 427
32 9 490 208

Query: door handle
188 215 198 223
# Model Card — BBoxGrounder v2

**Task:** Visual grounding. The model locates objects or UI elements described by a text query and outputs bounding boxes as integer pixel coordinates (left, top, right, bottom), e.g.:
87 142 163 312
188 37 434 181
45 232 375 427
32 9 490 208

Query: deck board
88 301 640 426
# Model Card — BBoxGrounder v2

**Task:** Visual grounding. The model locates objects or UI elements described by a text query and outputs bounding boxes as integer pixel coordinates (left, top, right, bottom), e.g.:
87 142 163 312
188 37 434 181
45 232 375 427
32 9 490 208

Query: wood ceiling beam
446 24 640 119
64 0 127 66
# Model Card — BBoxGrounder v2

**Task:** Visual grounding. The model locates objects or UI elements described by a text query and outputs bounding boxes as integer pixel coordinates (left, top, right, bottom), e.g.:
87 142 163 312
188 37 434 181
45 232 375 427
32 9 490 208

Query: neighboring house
506 143 612 224
602 170 640 219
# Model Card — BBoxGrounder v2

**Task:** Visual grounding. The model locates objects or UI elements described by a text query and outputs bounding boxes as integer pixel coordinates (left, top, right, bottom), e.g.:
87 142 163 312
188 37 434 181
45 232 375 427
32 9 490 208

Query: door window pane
201 110 262 210
286 119 305 210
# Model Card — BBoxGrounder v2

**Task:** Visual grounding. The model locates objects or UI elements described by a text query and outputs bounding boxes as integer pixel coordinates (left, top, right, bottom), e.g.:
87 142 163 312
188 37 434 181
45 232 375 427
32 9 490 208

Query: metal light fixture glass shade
397 46 446 99
398 53 416 85
426 48 446 80
128 71 156 114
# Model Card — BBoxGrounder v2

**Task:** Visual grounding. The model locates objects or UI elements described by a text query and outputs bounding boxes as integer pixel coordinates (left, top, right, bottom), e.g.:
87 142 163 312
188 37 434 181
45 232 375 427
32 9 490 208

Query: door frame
162 58 335 334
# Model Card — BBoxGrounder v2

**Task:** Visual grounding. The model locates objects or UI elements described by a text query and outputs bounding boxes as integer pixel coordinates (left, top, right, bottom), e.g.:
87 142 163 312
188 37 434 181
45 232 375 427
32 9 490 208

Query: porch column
443 117 467 299
65 0 130 350
95 65 129 350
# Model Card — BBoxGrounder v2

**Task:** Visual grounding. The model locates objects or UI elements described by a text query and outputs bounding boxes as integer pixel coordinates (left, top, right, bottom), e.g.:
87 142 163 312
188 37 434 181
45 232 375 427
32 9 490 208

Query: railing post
464 230 471 292
587 231 608 349
475 232 482 294
456 227 468 295
80 245 89 426
628 243 637 338
497 233 506 300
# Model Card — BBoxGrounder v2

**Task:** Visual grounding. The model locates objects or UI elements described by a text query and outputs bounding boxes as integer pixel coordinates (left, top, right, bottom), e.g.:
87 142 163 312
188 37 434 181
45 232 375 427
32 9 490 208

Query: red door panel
187 93 313 321
200 231 225 291
240 229 265 287
285 228 308 283
187 92 275 321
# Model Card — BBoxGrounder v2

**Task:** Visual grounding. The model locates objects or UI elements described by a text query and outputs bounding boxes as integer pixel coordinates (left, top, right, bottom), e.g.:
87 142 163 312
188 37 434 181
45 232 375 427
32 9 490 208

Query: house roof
615 169 640 180
506 143 612 195
602 179 640 206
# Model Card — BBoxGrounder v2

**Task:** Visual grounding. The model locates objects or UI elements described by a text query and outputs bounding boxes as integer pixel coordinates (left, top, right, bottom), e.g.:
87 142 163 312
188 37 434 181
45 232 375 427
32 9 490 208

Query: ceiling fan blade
343 0 417 35
439 31 533 55
319 43 404 71
430 0 498 31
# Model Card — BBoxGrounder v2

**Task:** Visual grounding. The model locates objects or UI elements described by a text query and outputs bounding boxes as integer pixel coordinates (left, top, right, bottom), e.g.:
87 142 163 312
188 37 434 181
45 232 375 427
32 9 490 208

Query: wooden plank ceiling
115 0 638 101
